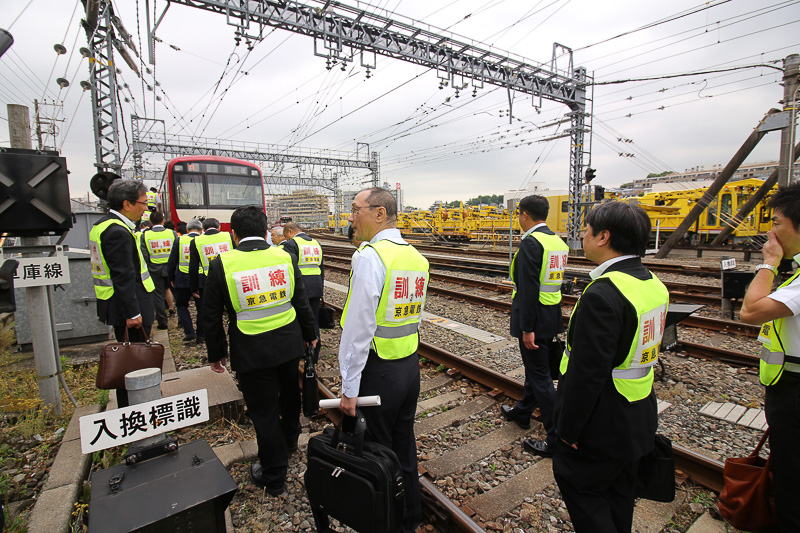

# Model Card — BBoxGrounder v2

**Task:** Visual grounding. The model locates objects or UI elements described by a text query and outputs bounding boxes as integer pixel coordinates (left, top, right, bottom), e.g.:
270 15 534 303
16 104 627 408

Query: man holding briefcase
338 187 429 533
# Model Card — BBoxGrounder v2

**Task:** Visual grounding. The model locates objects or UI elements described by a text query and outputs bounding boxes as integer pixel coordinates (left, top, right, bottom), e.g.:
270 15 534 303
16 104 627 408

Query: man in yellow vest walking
338 187 429 533
189 218 234 303
141 211 177 330
741 183 800 532
203 206 317 496
554 202 668 532
89 179 155 407
282 222 324 361
502 195 568 457
167 219 204 343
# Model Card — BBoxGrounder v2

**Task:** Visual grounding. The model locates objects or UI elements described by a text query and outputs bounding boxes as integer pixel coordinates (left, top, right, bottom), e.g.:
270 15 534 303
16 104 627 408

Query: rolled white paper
319 395 382 409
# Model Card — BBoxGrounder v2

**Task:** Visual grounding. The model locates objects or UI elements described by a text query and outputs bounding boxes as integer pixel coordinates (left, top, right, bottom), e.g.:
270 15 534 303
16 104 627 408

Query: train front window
207 174 262 207
173 173 205 206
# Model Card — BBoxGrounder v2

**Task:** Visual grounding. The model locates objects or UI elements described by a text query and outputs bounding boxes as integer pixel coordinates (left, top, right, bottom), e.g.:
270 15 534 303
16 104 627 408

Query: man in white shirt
338 188 429 533
741 182 800 532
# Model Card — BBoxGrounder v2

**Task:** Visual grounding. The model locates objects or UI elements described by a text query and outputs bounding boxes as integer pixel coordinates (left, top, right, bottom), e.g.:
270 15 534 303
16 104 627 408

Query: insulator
79 47 92 58
56 77 69 88
53 43 67 55
146 85 153 91
79 80 91 91
155 95 162 101
146 67 152 74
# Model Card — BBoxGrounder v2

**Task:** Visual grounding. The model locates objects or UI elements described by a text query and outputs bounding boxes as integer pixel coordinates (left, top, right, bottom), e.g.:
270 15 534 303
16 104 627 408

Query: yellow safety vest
193 231 234 275
89 218 155 299
292 235 323 276
143 228 176 264
758 269 800 386
177 234 203 275
342 239 429 359
146 190 157 208
218 248 297 335
510 229 569 304
560 270 669 402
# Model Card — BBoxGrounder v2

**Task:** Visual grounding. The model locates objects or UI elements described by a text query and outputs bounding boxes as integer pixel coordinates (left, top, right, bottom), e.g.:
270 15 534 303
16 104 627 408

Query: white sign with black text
79 389 209 454
721 258 737 271
7 255 70 287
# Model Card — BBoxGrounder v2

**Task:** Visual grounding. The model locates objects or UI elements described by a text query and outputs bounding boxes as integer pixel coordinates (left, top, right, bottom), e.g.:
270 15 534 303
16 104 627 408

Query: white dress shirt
339 228 406 397
589 254 639 280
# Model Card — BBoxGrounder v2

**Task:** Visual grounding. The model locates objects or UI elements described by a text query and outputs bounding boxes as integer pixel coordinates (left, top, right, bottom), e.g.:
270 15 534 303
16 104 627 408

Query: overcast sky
1 0 798 209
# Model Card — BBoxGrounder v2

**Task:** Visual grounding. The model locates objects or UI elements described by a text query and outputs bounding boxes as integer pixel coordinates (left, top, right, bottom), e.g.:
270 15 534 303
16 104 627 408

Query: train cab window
706 205 717 226
561 201 568 213
173 173 205 206
207 174 263 207
720 193 732 218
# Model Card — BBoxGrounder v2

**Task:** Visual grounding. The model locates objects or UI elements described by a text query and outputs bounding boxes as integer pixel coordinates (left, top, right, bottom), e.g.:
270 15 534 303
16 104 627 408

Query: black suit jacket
94 212 154 327
510 225 563 339
554 257 658 461
202 239 317 373
281 232 324 299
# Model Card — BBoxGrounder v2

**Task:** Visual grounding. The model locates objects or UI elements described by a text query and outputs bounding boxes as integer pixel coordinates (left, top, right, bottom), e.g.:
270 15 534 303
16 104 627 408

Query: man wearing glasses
89 179 155 407
338 188 429 533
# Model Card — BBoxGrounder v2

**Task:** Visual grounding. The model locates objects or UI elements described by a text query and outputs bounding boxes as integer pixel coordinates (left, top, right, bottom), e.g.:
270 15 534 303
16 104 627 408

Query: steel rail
324 301 724 492
315 354 486 532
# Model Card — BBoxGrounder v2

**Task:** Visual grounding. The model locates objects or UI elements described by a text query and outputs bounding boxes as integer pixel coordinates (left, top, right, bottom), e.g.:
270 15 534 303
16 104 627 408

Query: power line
8 0 36 30
592 63 783 86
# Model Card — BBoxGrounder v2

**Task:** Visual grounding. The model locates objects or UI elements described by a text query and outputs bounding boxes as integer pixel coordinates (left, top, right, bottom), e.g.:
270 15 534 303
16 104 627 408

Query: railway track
319 241 728 278
316 302 727 531
323 261 760 344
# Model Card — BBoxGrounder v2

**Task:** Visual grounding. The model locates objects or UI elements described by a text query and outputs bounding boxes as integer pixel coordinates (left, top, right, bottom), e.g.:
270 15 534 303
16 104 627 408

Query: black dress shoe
522 439 554 457
500 405 531 430
182 333 196 343
249 463 285 496
156 323 168 330
195 336 205 345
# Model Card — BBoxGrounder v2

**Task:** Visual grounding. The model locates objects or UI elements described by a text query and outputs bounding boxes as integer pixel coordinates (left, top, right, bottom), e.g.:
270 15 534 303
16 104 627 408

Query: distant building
503 182 568 206
626 161 798 193
267 189 329 229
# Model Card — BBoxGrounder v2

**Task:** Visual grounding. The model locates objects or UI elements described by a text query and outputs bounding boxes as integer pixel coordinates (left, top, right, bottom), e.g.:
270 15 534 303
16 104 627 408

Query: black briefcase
303 346 319 417
319 303 336 329
636 433 675 502
305 411 405 533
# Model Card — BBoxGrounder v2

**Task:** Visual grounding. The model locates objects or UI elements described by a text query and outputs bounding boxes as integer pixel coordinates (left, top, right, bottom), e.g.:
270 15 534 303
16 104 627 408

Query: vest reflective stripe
237 301 293 321
194 232 234 275
292 236 323 276
143 229 175 264
375 322 420 338
89 218 155 300
758 269 800 385
177 234 203 274
219 248 297 336
560 269 669 402
341 239 429 359
510 229 569 305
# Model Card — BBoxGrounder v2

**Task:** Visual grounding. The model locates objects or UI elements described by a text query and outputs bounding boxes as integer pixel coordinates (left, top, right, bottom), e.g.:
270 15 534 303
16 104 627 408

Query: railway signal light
585 167 596 183
594 185 605 201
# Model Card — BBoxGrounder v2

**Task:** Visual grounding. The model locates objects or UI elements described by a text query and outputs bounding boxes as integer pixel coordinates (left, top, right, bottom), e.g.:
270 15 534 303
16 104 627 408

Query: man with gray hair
167 219 205 343
89 179 155 407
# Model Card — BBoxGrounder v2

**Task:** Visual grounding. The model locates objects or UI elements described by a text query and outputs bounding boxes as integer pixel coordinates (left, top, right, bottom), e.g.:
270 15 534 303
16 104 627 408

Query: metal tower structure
86 0 591 246
83 0 122 173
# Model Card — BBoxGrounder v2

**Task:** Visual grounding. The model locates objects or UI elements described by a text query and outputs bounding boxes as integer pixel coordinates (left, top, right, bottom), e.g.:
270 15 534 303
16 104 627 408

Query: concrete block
240 440 259 462
724 404 746 423
737 408 760 427
632 492 686 533
415 396 493 437
686 511 727 533
467 459 554 521
63 404 101 443
422 424 527 478
420 373 454 394
27 484 80 533
214 442 244 469
42 439 91 492
416 391 464 415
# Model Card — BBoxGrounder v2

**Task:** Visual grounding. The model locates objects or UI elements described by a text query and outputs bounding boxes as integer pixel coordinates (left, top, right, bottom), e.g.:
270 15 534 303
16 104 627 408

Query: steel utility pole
654 109 778 259
779 54 800 187
6 104 62 415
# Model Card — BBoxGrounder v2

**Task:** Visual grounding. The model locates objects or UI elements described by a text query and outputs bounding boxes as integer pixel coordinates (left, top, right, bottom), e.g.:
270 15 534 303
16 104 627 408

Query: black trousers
358 351 421 533
553 440 638 533
765 373 800 532
151 272 168 327
174 287 203 337
237 358 301 489
112 322 153 408
308 297 321 363
512 336 556 445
